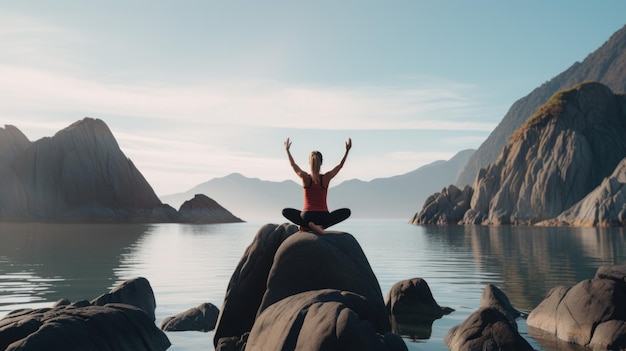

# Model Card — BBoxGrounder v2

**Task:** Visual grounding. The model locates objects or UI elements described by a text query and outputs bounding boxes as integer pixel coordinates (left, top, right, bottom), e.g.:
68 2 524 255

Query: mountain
161 149 474 221
160 173 302 222
457 24 626 187
413 83 626 226
0 118 235 223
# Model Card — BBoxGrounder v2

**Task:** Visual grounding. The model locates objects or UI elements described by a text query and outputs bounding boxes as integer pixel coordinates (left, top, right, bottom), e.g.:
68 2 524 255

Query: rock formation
178 194 243 223
385 277 453 339
0 277 169 351
445 285 533 351
458 24 626 187
540 157 626 227
527 264 626 350
213 223 406 351
160 302 220 332
0 118 241 223
410 185 472 224
247 289 406 351
414 82 626 226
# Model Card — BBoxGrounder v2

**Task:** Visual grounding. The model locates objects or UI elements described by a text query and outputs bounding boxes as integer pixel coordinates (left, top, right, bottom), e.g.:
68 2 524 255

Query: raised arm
324 138 352 181
285 138 306 178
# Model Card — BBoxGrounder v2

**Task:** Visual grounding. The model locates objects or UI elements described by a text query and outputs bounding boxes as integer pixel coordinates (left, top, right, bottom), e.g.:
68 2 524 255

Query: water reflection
0 222 148 311
421 225 626 311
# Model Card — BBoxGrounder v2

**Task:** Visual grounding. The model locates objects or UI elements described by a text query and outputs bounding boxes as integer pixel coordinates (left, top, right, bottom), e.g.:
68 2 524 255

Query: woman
282 137 352 234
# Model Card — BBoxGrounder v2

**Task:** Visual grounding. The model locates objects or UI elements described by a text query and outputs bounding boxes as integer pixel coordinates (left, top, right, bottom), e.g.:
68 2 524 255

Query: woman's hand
345 138 352 152
285 138 292 151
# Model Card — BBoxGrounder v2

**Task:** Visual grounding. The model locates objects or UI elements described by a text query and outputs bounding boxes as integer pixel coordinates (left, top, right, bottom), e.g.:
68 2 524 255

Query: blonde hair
309 151 322 184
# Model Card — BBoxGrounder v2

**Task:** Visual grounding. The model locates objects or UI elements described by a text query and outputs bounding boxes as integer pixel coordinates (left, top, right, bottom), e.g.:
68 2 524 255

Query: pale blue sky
2 1 625 195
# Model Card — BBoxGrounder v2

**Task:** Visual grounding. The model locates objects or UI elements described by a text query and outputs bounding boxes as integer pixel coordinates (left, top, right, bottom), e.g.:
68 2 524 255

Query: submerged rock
161 302 220 332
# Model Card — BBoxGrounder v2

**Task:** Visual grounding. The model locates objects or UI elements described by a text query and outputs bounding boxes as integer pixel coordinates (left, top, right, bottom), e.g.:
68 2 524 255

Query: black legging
282 208 351 229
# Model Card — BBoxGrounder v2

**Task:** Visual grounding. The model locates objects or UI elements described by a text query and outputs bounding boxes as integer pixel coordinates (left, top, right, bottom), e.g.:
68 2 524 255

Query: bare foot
308 222 325 235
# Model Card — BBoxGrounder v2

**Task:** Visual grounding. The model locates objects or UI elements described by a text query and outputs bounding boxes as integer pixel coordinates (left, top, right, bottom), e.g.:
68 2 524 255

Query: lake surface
1 220 625 350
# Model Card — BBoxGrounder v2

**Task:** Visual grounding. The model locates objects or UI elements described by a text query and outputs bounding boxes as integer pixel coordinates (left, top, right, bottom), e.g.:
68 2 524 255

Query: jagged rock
214 224 401 350
527 264 626 349
540 157 626 227
445 284 532 351
214 223 298 347
458 24 626 187
385 278 453 318
160 302 220 332
445 306 534 351
461 82 626 225
0 118 179 222
410 185 473 224
0 303 170 351
91 277 157 321
178 194 243 223
246 289 407 351
480 284 521 331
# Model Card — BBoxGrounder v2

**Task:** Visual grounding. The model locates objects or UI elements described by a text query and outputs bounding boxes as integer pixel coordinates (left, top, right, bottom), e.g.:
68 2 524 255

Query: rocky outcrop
213 223 405 351
539 157 626 227
527 264 626 350
465 83 626 225
247 289 407 351
458 24 626 187
160 302 220 332
410 185 473 224
0 277 169 351
416 83 626 226
445 284 532 351
178 194 243 223
0 118 242 223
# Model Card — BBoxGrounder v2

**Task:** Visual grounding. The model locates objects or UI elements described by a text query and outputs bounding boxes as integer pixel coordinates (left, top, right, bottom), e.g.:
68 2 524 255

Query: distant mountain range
160 149 474 222
457 24 626 187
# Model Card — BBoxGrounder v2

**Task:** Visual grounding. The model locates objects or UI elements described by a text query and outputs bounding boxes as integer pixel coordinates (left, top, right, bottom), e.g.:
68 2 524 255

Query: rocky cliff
413 83 626 226
457 24 626 187
0 118 237 223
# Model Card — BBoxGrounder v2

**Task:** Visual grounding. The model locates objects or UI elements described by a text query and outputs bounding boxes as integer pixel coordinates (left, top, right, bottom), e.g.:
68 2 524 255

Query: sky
2 1 626 196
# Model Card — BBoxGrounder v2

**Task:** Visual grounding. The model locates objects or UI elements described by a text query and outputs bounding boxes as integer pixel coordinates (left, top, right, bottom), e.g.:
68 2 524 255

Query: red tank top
303 175 328 211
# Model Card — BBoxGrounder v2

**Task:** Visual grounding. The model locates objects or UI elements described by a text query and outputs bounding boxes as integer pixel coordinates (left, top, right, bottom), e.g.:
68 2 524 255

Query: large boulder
91 277 157 321
177 194 243 223
527 264 626 349
214 224 399 350
246 289 407 351
160 302 220 332
214 223 298 347
257 231 390 332
0 304 169 351
445 284 532 351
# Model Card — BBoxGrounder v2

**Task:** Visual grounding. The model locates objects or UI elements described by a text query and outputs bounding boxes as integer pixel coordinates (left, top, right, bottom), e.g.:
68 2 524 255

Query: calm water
1 220 625 350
